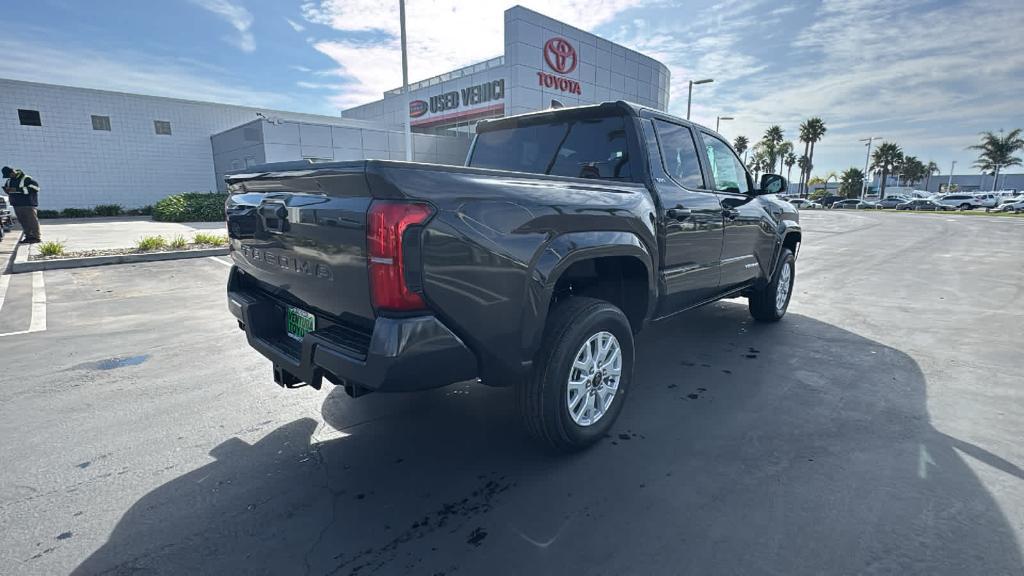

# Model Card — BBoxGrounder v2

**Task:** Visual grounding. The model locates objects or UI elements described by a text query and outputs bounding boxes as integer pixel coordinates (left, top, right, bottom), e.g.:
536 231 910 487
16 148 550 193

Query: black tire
960 203 971 210
518 297 634 452
748 247 795 322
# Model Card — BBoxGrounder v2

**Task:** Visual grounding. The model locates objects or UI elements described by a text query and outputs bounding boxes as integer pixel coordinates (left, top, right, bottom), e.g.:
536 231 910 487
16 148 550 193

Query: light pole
716 116 733 132
687 78 713 120
947 160 956 193
859 136 881 199
399 0 412 161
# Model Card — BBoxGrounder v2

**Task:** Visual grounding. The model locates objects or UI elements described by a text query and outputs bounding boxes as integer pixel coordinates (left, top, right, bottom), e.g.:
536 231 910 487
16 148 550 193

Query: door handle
723 208 740 220
666 207 692 220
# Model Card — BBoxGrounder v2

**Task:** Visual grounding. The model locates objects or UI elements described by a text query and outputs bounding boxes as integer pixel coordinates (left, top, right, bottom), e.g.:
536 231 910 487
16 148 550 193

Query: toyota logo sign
544 37 577 74
409 99 428 118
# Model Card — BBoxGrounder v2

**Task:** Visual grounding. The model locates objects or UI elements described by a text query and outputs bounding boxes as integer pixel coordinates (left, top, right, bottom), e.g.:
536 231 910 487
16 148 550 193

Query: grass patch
192 232 227 246
136 235 168 251
169 235 188 249
37 241 66 257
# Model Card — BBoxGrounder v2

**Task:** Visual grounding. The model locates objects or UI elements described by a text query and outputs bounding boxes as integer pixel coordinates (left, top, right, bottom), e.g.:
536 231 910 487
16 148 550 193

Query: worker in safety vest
1 166 41 243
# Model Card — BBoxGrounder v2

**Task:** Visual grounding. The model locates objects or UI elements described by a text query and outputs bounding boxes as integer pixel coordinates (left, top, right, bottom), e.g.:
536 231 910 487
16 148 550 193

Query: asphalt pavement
1 211 1022 576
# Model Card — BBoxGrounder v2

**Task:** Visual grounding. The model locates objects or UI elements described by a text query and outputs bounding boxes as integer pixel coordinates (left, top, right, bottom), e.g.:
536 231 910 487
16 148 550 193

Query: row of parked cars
785 191 1024 213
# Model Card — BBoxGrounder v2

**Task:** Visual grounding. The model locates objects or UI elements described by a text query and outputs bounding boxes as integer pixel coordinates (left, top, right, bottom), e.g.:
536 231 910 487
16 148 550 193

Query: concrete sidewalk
39 217 226 251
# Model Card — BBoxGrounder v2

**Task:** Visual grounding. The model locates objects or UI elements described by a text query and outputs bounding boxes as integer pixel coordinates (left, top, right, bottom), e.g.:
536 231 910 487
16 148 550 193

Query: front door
643 118 724 316
698 131 767 291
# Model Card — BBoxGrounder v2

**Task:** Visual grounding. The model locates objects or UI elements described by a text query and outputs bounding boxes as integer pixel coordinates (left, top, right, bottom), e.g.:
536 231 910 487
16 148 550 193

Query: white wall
504 6 670 116
0 79 389 210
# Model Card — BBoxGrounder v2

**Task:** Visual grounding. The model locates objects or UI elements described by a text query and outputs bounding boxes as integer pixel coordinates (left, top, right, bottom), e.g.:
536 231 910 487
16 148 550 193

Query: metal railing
384 56 504 96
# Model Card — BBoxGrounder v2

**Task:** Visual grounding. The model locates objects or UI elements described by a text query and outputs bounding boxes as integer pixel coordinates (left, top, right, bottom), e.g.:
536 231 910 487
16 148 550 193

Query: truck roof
476 101 646 133
475 100 719 140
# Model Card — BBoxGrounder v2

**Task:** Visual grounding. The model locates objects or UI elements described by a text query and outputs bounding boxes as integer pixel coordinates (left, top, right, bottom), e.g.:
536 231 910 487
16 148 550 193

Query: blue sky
2 0 1022 177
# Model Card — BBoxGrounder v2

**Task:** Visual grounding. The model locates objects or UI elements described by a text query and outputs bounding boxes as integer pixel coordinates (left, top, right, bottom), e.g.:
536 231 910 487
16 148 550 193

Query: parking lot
1 210 1022 575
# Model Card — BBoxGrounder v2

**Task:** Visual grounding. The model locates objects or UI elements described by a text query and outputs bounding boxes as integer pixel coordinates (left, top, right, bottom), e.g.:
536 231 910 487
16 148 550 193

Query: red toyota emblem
544 37 577 75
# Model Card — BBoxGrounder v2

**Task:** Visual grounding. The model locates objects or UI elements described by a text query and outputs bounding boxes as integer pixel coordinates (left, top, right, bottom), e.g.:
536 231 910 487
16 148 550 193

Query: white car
935 194 983 210
787 198 821 209
994 196 1024 213
972 193 1000 208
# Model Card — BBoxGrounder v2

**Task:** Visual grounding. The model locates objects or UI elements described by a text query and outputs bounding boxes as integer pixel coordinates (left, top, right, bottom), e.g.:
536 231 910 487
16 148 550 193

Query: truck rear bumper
228 285 477 393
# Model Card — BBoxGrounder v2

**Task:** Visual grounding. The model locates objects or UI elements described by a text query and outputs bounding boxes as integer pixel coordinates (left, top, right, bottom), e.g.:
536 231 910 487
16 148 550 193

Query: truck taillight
367 200 434 311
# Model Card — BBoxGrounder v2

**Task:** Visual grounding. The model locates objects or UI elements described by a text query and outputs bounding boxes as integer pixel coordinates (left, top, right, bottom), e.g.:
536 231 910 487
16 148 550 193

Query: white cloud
301 0 646 109
286 18 305 32
612 0 1024 175
190 0 255 52
0 38 290 108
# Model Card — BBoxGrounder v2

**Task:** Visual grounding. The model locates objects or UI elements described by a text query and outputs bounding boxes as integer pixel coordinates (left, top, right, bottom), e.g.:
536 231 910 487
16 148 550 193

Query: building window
91 115 111 131
244 157 256 168
18 109 42 126
154 120 172 135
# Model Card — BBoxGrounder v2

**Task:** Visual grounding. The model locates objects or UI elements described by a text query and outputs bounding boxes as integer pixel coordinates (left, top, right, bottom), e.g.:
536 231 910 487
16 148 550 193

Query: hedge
152 192 229 222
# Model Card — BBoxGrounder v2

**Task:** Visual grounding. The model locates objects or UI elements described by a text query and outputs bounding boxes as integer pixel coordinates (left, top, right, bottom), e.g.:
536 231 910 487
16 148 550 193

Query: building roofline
0 76 373 127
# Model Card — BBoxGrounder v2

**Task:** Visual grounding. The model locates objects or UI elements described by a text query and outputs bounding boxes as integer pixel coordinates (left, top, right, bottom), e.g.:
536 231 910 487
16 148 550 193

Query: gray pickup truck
225 101 801 450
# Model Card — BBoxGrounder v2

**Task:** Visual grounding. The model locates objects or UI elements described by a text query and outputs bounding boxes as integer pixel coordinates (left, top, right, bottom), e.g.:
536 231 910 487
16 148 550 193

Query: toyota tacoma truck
225 101 800 451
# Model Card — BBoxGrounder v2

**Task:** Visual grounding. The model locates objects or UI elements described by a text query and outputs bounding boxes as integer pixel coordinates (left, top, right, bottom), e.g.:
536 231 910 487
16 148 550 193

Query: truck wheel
748 248 795 322
519 297 634 452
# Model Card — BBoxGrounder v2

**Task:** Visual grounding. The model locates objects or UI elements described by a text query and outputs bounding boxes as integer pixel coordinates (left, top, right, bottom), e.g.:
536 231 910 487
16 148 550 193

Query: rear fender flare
520 231 655 365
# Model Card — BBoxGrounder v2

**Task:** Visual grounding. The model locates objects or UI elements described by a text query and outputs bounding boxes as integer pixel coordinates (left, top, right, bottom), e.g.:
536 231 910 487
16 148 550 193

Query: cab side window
652 119 704 189
701 133 751 194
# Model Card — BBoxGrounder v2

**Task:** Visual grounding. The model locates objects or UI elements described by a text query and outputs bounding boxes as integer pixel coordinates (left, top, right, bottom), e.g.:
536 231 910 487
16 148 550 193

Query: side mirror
759 174 788 195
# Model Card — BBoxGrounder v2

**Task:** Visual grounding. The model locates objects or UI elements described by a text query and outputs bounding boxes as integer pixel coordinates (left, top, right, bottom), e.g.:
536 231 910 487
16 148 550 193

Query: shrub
169 235 188 249
192 232 228 246
37 240 65 257
152 192 228 222
37 210 60 219
60 207 96 218
136 235 167 251
93 204 123 217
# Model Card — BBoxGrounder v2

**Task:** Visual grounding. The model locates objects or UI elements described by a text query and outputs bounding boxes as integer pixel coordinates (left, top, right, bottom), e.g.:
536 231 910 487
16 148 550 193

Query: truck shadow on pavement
72 302 1024 576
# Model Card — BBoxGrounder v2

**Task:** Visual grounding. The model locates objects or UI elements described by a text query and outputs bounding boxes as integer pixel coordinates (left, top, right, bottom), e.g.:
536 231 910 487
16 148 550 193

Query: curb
12 244 229 273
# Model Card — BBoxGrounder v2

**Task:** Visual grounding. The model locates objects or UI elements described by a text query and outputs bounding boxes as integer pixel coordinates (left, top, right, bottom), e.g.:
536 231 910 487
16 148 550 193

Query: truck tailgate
226 166 374 326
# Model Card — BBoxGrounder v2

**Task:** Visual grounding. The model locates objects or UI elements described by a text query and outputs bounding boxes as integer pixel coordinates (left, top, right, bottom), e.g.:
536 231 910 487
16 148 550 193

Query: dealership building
0 6 670 210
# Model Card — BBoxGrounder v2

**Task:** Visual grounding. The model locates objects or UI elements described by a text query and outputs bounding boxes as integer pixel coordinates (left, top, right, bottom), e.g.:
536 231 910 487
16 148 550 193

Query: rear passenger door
644 118 724 315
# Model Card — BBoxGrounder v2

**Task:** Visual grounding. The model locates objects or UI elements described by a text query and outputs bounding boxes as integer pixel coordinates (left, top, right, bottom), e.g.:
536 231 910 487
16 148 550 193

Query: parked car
0 193 14 234
815 194 844 208
935 194 982 210
787 198 821 209
897 199 954 211
972 193 1000 208
994 196 1024 213
877 196 909 209
832 199 879 210
224 101 802 451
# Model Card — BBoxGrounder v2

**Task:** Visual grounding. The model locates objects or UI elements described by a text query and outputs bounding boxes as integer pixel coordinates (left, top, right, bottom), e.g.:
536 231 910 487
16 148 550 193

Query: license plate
285 306 316 341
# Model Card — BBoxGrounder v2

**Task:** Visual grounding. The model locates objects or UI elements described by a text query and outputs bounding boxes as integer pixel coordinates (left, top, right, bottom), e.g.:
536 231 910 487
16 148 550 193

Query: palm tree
802 118 827 194
797 155 810 196
968 129 1024 190
784 152 797 183
839 167 865 198
749 147 769 182
733 136 749 162
761 125 785 174
901 156 926 186
924 161 939 192
870 142 903 197
777 141 794 174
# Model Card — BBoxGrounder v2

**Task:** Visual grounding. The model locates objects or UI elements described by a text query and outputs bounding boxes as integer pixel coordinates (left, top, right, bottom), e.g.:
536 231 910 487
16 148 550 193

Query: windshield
469 115 633 180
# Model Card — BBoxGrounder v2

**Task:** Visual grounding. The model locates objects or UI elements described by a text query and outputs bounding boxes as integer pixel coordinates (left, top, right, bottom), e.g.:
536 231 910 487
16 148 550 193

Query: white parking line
0 273 10 314
0 271 47 338
211 257 233 267
29 271 46 332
